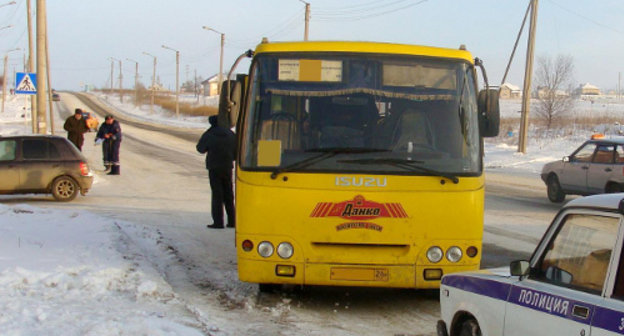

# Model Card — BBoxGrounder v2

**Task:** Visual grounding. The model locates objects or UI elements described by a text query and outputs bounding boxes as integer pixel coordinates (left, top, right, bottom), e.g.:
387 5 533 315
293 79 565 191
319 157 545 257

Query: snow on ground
1 92 624 334
0 203 203 335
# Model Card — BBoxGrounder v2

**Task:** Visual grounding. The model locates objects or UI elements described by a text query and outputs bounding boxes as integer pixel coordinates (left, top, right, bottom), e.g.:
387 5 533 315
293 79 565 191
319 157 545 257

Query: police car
541 135 624 203
438 193 624 336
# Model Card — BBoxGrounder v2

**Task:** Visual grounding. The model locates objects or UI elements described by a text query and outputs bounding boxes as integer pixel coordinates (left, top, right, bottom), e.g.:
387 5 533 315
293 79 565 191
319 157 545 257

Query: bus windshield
239 53 482 176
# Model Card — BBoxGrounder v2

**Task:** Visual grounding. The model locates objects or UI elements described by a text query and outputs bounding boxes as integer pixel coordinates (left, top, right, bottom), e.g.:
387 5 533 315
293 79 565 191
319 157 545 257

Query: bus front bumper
238 258 479 288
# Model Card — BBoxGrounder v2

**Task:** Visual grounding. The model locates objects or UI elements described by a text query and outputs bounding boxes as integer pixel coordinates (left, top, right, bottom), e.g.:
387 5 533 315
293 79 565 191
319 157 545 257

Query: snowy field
1 93 623 334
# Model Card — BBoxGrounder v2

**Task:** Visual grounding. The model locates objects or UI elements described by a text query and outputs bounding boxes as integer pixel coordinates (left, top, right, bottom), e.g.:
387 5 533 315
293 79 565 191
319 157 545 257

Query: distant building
574 83 601 96
201 74 226 97
536 86 569 99
500 82 522 99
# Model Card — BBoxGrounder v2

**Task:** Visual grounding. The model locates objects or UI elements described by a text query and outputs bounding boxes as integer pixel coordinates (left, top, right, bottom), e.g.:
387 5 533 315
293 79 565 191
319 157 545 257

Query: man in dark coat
96 115 122 175
196 115 237 229
63 109 89 150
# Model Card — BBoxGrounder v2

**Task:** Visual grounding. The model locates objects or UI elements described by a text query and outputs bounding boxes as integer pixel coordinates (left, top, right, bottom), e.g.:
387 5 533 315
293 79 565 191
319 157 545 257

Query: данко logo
310 195 408 221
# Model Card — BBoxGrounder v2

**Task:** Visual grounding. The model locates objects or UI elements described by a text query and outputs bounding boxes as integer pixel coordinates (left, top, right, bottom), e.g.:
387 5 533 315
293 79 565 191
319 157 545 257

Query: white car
541 136 624 203
438 193 624 336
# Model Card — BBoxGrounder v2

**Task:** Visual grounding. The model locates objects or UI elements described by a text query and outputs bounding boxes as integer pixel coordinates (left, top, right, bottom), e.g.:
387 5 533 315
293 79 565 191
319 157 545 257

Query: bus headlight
257 241 274 258
276 242 294 259
426 246 443 263
446 246 463 263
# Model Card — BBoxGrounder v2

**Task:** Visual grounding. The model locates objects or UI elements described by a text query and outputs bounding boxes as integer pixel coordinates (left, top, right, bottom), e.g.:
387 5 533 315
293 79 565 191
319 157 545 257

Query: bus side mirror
510 260 530 276
478 89 500 137
218 76 247 129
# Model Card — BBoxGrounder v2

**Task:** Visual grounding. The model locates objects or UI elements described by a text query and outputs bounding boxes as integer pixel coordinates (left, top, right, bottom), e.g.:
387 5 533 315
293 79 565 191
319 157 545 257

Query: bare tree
534 54 575 129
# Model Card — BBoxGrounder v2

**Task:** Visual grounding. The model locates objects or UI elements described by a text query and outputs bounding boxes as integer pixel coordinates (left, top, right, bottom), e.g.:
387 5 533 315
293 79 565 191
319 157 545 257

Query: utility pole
44 7 53 135
299 0 310 41
162 45 179 118
118 59 122 103
142 52 156 113
36 0 47 134
26 0 36 132
126 58 138 107
618 72 621 101
518 0 539 154
109 58 114 95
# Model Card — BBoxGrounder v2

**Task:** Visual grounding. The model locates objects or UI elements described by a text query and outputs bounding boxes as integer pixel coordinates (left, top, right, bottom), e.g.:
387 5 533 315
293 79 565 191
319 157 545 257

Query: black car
0 135 94 201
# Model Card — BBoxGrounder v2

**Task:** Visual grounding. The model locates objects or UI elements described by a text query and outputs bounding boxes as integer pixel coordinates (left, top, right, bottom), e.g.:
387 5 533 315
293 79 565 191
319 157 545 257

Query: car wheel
458 319 481 336
51 176 78 202
606 183 622 193
547 175 565 203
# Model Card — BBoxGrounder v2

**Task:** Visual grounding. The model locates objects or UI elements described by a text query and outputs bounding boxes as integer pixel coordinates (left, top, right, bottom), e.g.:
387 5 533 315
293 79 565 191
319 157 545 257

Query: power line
314 0 428 22
314 0 414 15
547 0 623 35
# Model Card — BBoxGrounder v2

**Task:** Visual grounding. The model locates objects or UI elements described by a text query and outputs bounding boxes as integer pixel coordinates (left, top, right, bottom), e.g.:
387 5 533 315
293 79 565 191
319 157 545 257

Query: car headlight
276 242 294 259
257 241 274 258
446 246 463 263
426 246 443 263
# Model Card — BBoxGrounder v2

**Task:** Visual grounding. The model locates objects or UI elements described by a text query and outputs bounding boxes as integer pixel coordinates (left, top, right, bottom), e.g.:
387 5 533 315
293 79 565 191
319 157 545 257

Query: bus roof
254 41 474 63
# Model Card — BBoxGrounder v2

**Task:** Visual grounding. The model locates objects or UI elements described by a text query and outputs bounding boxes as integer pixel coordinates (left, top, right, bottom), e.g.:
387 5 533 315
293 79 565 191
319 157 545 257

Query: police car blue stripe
442 275 511 301
508 285 593 326
593 306 624 334
443 275 604 327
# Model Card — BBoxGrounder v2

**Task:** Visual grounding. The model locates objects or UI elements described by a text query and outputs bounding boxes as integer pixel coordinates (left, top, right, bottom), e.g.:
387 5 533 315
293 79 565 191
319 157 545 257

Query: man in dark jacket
196 115 236 229
96 115 122 175
63 109 89 150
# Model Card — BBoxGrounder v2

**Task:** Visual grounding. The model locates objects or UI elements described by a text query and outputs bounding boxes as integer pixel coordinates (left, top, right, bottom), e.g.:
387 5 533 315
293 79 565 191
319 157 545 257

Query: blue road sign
15 72 37 94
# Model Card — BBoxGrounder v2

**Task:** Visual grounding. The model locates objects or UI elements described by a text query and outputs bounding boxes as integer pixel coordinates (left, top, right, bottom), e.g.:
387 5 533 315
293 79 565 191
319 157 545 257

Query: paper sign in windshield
279 59 342 82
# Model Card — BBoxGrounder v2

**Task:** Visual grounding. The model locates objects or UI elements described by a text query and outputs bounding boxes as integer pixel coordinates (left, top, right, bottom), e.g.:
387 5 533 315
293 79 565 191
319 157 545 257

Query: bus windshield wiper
270 148 389 179
337 157 459 184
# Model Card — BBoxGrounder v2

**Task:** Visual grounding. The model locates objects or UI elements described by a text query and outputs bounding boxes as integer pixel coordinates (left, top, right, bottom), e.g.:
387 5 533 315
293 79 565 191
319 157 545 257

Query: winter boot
107 165 120 175
104 164 112 171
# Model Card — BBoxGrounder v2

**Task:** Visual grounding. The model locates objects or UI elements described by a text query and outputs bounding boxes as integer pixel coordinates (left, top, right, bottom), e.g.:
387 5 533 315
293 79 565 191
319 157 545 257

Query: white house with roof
500 82 522 99
574 83 601 96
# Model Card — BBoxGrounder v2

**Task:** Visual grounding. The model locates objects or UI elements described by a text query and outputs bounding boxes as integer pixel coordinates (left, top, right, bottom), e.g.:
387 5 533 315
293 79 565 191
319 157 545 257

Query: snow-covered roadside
0 204 204 335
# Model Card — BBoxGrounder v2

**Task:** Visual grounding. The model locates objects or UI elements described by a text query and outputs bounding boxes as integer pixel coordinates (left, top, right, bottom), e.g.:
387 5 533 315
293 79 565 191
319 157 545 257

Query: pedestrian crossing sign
15 72 37 94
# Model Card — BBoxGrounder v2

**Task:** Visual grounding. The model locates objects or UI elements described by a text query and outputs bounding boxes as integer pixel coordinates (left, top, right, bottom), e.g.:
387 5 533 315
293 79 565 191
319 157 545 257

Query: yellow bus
218 40 499 291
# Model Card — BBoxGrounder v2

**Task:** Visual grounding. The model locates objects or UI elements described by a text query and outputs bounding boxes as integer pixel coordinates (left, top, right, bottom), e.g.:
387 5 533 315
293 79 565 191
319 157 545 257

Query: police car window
0 140 16 161
592 145 615 164
573 143 597 162
532 214 618 294
617 145 624 164
613 243 624 300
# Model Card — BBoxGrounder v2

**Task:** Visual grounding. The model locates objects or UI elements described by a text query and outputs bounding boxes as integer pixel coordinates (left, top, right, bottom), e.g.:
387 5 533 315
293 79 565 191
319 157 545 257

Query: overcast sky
1 0 623 92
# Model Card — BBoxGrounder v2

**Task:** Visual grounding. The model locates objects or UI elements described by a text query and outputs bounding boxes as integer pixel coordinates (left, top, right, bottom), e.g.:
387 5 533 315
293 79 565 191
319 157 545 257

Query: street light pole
126 58 138 107
2 48 20 114
202 26 225 95
162 44 179 118
142 51 156 113
109 57 116 96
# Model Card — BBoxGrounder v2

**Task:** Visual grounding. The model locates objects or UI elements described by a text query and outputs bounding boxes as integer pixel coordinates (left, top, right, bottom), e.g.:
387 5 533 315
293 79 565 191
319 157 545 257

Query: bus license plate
330 267 389 281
